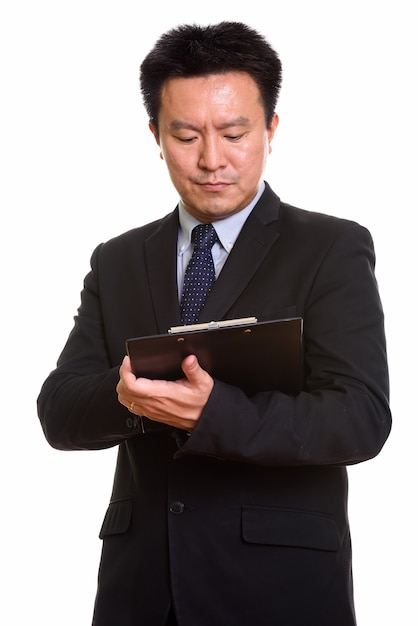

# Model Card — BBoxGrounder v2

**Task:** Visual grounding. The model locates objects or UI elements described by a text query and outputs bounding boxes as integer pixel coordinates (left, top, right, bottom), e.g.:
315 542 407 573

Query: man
37 21 391 626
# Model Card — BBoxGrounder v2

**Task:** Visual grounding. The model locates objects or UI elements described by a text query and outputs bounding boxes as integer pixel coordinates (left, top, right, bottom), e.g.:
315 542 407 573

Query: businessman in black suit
37 22 391 625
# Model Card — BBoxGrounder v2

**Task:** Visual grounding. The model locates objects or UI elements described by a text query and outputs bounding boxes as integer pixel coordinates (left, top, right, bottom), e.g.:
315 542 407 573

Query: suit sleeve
37 244 149 451
176 222 391 466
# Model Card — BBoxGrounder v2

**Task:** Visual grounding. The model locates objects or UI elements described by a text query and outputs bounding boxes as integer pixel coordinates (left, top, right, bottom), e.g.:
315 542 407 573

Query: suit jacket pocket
99 499 133 539
242 505 341 552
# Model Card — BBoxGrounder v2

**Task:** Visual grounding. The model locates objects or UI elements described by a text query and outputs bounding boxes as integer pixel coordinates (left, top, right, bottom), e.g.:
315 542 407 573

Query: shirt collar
178 182 265 255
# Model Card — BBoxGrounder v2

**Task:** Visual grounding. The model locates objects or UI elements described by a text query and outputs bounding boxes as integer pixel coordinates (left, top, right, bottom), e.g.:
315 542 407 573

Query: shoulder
280 200 357 229
259 182 371 239
279 201 374 251
259 183 375 257
90 209 178 263
107 209 177 247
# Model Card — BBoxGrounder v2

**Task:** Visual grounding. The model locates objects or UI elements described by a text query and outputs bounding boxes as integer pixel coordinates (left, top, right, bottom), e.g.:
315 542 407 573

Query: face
150 72 278 222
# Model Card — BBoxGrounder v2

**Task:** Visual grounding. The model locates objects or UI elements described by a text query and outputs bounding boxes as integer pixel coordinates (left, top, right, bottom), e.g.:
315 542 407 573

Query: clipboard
126 316 303 396
126 317 303 395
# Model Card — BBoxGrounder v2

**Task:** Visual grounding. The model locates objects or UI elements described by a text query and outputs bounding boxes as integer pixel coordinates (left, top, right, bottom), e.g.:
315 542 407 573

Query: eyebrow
169 116 251 131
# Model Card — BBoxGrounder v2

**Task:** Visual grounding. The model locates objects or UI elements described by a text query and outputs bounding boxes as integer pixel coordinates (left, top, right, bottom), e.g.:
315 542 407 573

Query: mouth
197 181 231 192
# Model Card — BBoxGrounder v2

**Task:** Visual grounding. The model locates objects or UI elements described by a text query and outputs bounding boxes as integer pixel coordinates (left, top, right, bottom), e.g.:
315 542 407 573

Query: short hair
140 21 282 132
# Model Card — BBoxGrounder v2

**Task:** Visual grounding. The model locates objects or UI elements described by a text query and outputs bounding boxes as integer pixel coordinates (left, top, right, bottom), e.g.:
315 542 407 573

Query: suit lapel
199 184 281 323
145 209 182 333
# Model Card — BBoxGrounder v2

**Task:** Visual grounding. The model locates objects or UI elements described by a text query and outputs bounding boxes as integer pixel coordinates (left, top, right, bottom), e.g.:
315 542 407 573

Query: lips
199 181 231 191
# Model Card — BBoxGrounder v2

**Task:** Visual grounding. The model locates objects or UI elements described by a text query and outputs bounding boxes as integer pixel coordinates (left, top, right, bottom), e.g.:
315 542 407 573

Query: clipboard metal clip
168 316 258 335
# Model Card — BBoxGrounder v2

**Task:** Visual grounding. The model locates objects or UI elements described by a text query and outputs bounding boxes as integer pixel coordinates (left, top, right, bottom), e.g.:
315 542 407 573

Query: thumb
181 354 203 382
120 355 136 382
181 355 215 398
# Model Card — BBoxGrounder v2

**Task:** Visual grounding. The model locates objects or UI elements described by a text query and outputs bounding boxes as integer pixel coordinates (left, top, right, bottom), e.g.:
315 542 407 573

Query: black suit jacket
38 183 391 626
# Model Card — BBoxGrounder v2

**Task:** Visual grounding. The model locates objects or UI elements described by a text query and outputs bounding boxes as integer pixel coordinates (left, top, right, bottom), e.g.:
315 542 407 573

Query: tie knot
191 223 217 250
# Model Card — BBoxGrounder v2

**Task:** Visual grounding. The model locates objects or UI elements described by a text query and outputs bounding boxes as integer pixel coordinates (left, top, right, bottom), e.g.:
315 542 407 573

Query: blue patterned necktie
180 223 218 325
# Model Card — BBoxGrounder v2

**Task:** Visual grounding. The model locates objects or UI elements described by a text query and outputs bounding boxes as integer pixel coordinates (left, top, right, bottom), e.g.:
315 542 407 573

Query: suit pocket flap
242 506 341 552
99 499 132 539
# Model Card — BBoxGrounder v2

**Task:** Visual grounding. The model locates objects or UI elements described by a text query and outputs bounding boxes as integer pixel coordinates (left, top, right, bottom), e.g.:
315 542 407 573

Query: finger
119 356 139 389
120 355 133 376
181 355 213 388
117 356 135 404
181 354 199 380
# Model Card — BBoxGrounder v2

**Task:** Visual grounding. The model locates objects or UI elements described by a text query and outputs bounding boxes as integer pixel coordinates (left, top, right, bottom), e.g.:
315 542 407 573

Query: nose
198 136 226 171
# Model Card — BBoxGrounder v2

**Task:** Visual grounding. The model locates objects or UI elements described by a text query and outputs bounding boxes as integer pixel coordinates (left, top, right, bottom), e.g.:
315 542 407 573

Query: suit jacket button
170 501 185 515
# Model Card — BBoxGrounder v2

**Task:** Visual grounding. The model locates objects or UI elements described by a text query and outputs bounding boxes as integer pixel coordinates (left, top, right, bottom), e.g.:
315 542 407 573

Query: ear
149 122 164 160
267 113 279 153
149 121 160 146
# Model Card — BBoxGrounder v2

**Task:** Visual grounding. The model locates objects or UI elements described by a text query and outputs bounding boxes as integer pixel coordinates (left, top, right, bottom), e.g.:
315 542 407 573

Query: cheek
163 148 191 175
234 145 267 175
163 154 194 191
236 137 266 160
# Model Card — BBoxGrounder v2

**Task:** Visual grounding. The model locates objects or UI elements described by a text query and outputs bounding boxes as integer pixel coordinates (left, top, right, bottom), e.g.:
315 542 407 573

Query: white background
1 1 416 624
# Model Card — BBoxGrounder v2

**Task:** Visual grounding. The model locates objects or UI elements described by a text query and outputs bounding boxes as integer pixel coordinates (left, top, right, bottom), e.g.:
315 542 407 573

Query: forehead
159 72 263 118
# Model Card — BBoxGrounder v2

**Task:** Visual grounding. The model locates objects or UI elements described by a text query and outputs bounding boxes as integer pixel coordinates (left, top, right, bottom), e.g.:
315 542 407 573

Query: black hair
140 21 282 132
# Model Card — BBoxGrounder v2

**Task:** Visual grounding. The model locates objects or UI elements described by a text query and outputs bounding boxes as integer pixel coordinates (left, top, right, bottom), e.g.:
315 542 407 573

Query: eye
225 133 245 142
175 135 197 143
